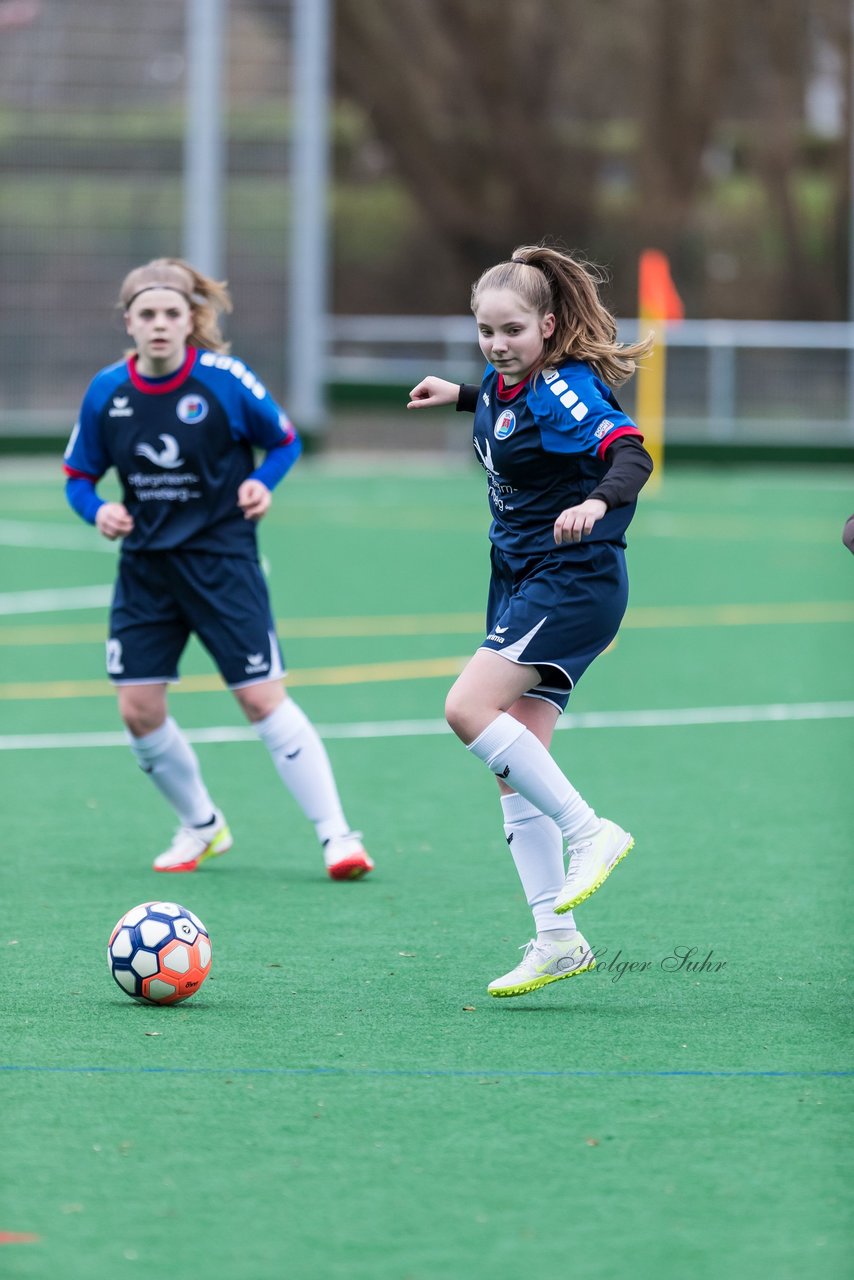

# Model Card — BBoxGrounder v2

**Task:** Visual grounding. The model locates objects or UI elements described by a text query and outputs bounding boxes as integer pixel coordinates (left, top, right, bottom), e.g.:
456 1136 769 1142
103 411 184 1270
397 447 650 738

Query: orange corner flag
636 250 682 492
638 249 684 321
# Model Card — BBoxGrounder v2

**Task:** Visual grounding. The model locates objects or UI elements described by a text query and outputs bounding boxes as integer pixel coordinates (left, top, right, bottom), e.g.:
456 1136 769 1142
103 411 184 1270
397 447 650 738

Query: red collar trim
127 348 197 394
497 373 530 402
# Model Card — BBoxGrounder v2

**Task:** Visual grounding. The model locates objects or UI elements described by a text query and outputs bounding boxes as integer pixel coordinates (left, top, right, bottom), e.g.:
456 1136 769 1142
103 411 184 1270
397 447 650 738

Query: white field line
0 521 116 554
3 593 853 627
0 701 851 751
0 586 113 615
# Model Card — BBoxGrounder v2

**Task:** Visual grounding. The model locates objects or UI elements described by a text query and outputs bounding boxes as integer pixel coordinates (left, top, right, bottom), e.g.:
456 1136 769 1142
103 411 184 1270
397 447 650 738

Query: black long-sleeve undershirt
456 383 482 414
586 435 653 508
455 382 653 509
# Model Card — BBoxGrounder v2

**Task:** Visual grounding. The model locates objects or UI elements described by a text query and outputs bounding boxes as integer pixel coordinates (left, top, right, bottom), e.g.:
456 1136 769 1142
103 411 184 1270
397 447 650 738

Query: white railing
327 317 854 445
4 318 854 446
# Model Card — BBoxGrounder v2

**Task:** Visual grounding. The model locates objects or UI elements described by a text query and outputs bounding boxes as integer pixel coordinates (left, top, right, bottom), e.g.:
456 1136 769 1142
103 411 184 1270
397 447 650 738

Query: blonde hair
471 244 652 387
119 257 232 353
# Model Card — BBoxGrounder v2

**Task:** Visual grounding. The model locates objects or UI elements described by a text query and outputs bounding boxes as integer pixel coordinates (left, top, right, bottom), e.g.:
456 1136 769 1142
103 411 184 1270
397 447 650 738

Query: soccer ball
107 901 212 1005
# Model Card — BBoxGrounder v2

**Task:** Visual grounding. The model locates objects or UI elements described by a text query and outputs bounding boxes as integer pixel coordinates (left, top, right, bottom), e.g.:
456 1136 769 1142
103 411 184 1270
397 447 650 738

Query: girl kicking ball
408 244 653 996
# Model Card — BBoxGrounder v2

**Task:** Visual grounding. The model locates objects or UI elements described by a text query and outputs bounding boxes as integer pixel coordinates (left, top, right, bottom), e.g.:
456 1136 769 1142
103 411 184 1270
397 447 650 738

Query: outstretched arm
407 377 461 409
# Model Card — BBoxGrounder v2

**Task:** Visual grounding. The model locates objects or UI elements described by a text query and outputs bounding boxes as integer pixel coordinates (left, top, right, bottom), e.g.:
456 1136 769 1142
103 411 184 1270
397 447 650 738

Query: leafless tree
255 0 850 317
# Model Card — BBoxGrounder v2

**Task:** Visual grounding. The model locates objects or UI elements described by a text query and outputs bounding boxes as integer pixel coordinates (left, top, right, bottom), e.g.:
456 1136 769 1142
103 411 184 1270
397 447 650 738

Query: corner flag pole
635 250 684 491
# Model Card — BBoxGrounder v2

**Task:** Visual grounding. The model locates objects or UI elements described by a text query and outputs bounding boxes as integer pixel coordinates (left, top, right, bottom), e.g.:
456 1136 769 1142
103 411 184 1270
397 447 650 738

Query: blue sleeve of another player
251 431 303 489
196 354 303 490
243 389 302 490
63 381 112 479
532 365 643 458
62 373 118 524
65 475 104 525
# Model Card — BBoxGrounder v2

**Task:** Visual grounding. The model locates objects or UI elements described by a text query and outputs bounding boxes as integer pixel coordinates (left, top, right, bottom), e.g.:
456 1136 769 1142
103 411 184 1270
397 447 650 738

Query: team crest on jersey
494 409 516 439
176 394 208 424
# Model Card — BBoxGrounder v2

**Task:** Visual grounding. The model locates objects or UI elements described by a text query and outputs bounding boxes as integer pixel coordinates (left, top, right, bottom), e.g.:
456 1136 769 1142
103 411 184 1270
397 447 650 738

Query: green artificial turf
1 461 852 1279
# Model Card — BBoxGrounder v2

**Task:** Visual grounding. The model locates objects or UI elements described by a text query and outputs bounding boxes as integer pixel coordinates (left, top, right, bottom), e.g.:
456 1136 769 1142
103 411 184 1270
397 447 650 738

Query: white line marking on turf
0 520 116 554
0 701 851 750
0 585 113 616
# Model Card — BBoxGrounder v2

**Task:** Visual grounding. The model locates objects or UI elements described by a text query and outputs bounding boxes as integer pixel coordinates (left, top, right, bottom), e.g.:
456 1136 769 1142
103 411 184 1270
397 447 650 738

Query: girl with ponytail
408 244 653 997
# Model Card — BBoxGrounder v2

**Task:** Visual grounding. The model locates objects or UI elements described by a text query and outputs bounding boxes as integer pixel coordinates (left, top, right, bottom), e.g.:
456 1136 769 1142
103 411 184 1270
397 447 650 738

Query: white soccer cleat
152 810 233 873
322 831 374 881
553 818 634 913
487 932 595 998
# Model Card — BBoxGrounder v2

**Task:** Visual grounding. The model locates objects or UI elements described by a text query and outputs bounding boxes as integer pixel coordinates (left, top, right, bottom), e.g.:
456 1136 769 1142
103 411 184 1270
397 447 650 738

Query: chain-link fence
1 0 295 434
2 0 853 450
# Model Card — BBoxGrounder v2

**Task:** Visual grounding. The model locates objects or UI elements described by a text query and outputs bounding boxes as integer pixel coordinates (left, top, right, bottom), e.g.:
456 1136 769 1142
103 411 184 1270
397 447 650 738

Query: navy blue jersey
64 349 299 555
472 360 643 555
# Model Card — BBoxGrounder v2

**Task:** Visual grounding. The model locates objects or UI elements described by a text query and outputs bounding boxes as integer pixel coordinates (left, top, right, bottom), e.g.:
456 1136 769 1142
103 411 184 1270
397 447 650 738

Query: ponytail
472 243 652 386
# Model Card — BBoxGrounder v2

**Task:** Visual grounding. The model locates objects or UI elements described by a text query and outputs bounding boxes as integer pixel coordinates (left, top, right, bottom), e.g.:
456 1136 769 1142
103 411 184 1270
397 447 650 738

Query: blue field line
2 1064 851 1080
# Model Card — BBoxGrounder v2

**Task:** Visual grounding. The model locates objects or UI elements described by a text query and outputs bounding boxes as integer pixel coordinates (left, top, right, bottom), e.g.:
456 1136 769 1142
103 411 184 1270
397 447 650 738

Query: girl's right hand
96 502 134 541
407 377 461 409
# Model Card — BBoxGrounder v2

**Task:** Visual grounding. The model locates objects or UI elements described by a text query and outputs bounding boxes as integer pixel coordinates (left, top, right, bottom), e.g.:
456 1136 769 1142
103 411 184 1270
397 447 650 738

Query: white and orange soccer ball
107 901 212 1005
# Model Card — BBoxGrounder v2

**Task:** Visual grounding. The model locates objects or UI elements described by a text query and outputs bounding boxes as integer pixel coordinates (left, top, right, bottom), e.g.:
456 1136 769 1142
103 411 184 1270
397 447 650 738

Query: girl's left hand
554 498 608 544
238 479 272 521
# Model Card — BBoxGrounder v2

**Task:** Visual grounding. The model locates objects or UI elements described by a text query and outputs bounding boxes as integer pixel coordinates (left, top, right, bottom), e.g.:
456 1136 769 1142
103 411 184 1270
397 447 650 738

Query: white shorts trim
479 646 575 693
228 628 285 690
227 671 288 692
109 675 180 687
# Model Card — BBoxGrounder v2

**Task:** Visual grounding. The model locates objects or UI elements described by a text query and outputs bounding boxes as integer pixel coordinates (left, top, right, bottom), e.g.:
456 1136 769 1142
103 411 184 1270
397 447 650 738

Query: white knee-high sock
253 698 349 845
501 793 577 936
127 716 216 827
469 712 599 844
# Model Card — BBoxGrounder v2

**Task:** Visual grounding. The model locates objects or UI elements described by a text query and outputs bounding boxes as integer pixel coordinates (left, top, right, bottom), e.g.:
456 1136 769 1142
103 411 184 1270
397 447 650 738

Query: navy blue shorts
107 550 285 689
481 541 629 711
